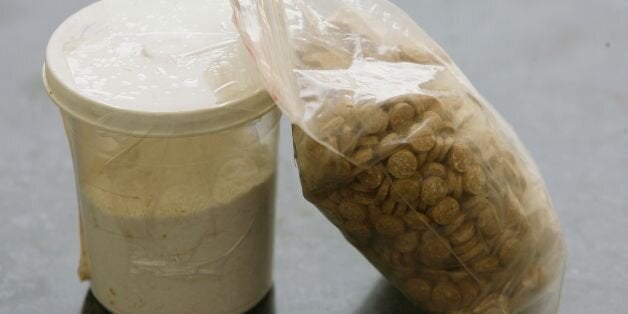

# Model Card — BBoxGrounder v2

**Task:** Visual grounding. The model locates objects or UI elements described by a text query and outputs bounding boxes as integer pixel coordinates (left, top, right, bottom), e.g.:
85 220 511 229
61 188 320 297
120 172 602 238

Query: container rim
43 1 276 138
44 64 275 137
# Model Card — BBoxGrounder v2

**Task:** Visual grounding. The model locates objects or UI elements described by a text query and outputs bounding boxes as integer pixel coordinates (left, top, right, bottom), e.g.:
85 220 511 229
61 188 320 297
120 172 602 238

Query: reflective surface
1 0 628 313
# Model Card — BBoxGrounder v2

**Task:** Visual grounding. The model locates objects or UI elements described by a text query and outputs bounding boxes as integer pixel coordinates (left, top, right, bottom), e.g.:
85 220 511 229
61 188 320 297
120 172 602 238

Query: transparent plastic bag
231 0 566 312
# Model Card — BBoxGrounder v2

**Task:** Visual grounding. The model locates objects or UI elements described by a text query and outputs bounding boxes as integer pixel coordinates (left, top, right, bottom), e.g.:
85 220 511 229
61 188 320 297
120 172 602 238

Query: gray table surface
1 0 626 313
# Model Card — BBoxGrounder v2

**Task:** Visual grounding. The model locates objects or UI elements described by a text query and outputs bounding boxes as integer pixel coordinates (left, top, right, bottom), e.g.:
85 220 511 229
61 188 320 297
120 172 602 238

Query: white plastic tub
44 1 279 313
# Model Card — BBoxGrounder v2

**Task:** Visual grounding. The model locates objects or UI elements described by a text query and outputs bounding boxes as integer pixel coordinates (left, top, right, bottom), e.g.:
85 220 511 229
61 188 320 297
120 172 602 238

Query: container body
61 108 280 314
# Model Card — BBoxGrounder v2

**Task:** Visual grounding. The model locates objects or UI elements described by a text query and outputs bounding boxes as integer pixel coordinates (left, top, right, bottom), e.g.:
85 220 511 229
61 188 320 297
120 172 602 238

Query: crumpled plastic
231 0 566 312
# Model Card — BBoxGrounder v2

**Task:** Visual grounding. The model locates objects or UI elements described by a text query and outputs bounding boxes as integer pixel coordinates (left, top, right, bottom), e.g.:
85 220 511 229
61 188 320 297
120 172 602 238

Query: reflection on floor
356 279 424 314
81 288 276 314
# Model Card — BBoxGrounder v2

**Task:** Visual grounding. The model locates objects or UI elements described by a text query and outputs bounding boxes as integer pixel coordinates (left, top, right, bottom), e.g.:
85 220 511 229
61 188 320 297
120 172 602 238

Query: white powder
78 126 277 314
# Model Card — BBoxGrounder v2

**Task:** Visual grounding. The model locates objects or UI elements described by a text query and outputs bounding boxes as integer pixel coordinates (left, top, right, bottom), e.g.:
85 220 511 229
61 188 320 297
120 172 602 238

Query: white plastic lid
44 0 273 136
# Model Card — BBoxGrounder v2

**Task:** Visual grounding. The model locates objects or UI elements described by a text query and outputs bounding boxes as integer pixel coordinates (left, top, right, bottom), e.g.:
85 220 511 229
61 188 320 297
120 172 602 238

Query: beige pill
420 162 447 179
387 149 418 179
421 176 448 206
415 199 428 212
389 102 415 131
407 124 436 152
404 210 431 231
338 125 358 154
448 269 472 283
448 144 473 173
353 191 377 206
419 268 452 281
405 278 433 304
357 135 379 148
463 196 489 212
421 232 452 261
382 94 412 107
412 102 427 120
431 281 462 311
375 215 406 237
321 116 345 134
344 221 372 244
441 120 455 136
453 235 480 256
415 151 428 169
360 106 389 134
351 147 374 166
350 181 375 193
477 207 501 237
426 136 443 163
357 166 384 190
425 97 445 115
394 202 409 217
375 178 391 202
395 232 419 252
472 256 500 273
327 158 352 183
408 94 438 115
442 214 466 236
422 110 443 131
391 178 422 203
458 242 485 263
450 222 476 245
438 136 454 161
429 197 461 225
463 164 487 195
377 133 401 157
338 201 367 221
446 169 458 195
453 173 463 199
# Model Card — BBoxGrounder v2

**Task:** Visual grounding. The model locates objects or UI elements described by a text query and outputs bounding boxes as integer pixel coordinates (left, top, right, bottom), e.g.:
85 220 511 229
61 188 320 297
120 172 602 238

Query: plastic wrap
231 0 566 312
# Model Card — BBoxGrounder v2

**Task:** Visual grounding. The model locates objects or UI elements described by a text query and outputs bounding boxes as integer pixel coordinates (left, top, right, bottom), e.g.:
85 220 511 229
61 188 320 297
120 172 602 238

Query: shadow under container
43 1 280 313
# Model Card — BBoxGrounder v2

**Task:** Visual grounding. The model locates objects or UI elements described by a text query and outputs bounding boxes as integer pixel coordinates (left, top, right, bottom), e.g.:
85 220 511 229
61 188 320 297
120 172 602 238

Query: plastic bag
231 0 566 312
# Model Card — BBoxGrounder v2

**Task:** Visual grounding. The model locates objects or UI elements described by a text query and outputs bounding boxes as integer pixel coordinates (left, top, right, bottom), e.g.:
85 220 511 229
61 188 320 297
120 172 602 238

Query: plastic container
44 1 279 313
